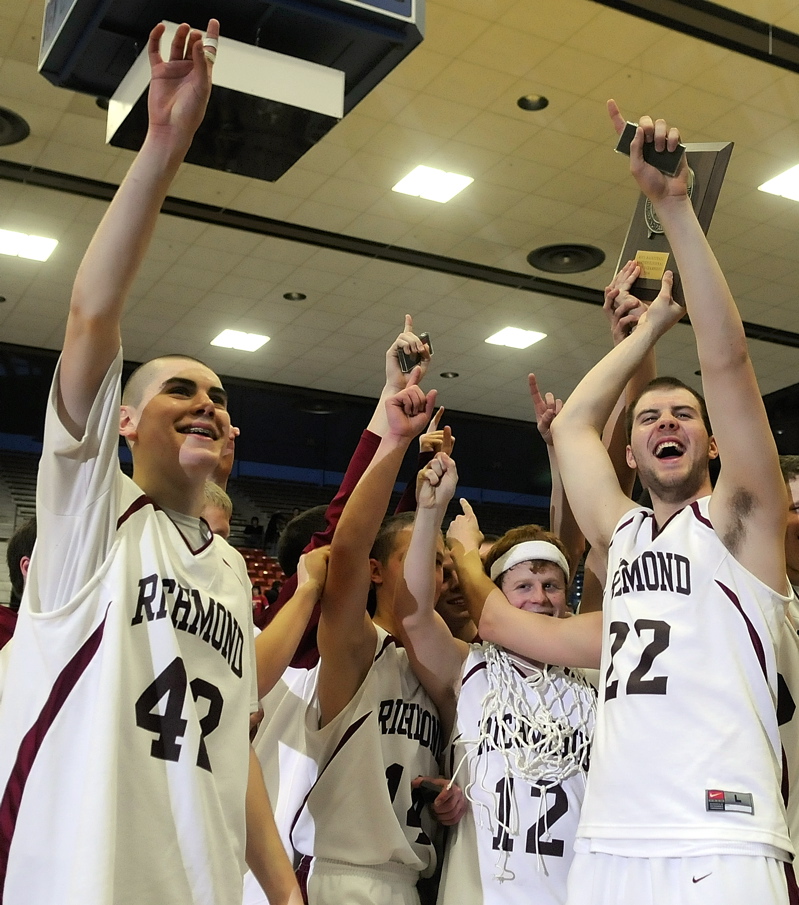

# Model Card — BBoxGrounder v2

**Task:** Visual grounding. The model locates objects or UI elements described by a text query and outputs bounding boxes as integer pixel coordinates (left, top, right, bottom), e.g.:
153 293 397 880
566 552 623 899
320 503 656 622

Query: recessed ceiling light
485 327 546 349
440 371 459 378
283 291 307 301
0 229 58 261
392 165 473 203
758 164 799 201
0 108 30 146
527 244 605 273
517 95 549 111
210 329 270 352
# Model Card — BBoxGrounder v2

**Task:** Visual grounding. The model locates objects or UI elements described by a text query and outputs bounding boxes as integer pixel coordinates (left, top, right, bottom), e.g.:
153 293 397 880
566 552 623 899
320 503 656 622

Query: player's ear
625 444 637 470
369 557 384 586
19 556 30 582
119 405 139 443
708 436 719 461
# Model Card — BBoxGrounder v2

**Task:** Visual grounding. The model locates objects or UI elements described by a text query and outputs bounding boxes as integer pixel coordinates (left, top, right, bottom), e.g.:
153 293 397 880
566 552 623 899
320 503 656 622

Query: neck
131 464 206 517
647 476 713 528
373 599 399 637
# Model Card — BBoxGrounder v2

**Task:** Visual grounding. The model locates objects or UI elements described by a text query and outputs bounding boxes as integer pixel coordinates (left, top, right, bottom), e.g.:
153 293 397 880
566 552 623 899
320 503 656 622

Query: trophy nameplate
616 141 734 302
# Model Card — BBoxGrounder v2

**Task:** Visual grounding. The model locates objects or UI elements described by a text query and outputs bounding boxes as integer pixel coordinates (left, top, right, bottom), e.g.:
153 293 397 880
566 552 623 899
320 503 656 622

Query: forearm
546 443 584 577
654 195 745 366
71 132 187 325
450 546 495 627
553 320 661 439
329 435 409 562
255 579 322 698
401 505 444 620
245 748 302 905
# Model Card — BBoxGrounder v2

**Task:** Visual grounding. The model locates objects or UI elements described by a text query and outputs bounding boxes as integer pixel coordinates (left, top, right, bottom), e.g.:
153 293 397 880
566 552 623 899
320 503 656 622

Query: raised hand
529 373 562 447
607 98 689 205
385 314 431 392
416 452 458 511
297 545 330 591
603 260 648 345
385 367 437 442
636 269 684 335
446 498 483 553
419 407 456 455
147 19 218 145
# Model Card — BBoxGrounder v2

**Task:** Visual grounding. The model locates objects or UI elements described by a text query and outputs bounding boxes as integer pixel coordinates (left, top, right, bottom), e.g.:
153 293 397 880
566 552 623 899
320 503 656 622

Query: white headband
489 540 570 582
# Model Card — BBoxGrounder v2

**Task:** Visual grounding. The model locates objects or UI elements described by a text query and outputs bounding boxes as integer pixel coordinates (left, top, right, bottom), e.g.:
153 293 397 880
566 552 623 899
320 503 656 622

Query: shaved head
122 355 212 407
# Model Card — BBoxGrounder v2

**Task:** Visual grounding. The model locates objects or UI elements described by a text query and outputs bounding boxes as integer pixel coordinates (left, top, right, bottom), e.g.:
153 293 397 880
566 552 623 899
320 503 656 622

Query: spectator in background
1 517 36 649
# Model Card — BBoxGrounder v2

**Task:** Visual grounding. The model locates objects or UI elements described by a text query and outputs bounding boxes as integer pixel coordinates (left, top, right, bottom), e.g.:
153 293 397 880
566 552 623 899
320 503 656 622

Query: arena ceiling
2 0 799 427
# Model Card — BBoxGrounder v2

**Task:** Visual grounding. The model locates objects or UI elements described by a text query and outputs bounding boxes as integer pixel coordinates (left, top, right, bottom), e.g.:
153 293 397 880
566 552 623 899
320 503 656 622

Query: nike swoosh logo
692 873 712 884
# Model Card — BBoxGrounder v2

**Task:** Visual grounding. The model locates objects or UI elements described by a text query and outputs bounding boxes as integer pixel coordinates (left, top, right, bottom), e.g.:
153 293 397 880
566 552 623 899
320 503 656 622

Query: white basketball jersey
777 593 799 844
0 353 257 905
290 628 441 876
243 665 320 905
438 644 594 905
579 499 792 857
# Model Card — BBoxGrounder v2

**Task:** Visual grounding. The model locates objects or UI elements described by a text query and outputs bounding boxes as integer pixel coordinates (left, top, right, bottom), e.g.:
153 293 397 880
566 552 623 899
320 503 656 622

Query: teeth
187 427 213 438
655 441 682 458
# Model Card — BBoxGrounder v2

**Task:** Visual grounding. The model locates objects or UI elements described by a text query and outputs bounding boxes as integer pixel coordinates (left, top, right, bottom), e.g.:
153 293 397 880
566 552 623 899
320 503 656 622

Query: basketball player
242 321 440 905
396 451 595 905
290 374 465 904
0 21 299 905
449 104 795 904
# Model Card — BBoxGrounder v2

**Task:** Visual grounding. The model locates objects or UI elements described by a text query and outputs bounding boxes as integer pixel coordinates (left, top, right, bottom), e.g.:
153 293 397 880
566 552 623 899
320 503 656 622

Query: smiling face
499 560 568 618
120 358 230 482
626 386 717 504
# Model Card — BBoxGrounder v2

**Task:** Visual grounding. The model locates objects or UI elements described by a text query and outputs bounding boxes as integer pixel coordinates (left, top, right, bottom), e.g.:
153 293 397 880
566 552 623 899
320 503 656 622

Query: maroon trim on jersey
689 500 714 530
289 711 372 851
610 513 639 549
117 494 213 556
782 747 790 810
649 505 689 540
715 579 768 679
374 632 398 663
462 660 487 685
785 861 799 905
117 493 156 529
295 854 311 905
0 609 109 899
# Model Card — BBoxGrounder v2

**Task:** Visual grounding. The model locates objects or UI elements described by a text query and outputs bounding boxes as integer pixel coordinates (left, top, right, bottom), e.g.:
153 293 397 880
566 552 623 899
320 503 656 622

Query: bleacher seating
0 451 38 534
0 450 551 563
239 548 285 589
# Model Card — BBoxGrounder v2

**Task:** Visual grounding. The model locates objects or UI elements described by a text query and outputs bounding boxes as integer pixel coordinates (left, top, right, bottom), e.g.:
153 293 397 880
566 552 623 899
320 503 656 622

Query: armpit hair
721 488 756 555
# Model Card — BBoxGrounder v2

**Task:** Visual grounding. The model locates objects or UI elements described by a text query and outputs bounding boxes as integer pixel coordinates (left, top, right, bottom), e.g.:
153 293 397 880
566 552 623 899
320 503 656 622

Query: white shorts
302 857 421 905
565 852 797 905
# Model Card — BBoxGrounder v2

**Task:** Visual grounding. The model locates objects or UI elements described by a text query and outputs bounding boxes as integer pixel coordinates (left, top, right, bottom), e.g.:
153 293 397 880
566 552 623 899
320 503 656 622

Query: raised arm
550 269 682 554
608 100 787 589
602 259 657 498
261 316 432 667
317 372 436 726
394 453 468 735
59 21 217 438
446 507 602 669
254 547 328 698
530 374 584 578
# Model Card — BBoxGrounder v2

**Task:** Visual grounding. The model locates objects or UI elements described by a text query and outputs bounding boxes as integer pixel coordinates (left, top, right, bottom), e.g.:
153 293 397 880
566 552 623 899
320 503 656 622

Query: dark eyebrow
161 377 228 406
636 404 696 421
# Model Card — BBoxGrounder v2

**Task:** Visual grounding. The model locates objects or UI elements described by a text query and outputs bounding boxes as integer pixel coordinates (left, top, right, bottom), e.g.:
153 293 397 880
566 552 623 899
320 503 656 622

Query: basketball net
452 643 596 880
